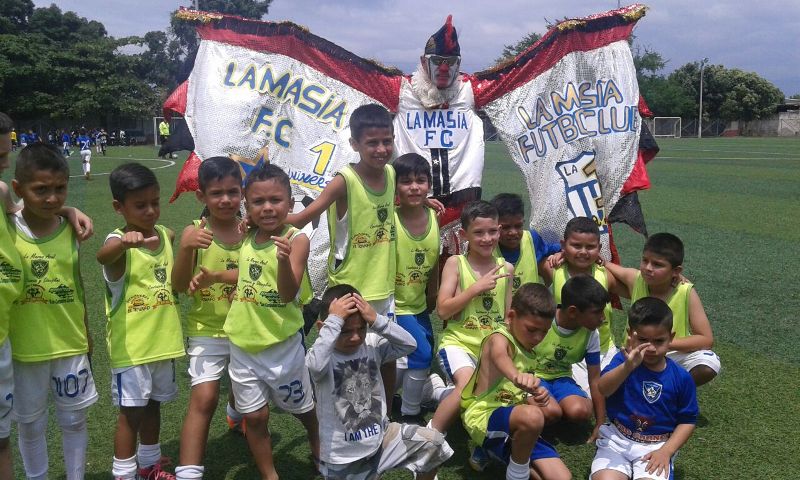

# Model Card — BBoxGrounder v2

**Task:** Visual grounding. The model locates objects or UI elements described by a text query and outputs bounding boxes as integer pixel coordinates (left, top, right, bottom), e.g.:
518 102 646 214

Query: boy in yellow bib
491 193 560 293
202 164 320 479
9 144 98 480
541 217 626 397
603 233 720 386
392 153 442 424
98 163 184 480
172 157 244 479
461 284 571 480
433 200 513 471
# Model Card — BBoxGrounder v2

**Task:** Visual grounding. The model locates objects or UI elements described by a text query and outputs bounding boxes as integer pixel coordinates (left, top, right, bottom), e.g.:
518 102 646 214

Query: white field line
69 157 175 178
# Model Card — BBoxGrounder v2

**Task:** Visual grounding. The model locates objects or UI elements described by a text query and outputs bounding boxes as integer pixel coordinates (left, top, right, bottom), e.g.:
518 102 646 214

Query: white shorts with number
228 332 314 415
187 337 231 386
13 353 98 422
573 345 619 396
667 350 721 374
319 422 454 479
0 340 13 438
437 345 477 383
591 423 673 480
112 359 178 407
80 149 91 163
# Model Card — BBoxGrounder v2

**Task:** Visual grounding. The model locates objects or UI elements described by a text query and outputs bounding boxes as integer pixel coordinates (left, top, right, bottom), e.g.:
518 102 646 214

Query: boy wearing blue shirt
77 129 92 180
591 297 698 480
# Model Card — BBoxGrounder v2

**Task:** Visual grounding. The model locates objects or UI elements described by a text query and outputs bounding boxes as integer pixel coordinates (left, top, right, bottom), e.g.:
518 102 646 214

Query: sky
34 0 800 96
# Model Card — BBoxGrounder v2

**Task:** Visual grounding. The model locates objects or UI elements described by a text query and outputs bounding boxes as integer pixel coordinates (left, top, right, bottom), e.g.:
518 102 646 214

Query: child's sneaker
468 446 490 472
226 414 246 435
136 463 175 480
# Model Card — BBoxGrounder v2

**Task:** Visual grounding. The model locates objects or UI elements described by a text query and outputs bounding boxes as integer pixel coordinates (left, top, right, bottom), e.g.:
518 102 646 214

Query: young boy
287 103 399 408
61 130 71 157
9 143 98 480
461 284 571 480
591 297 698 480
533 275 608 440
393 153 441 423
434 200 513 470
603 233 720 386
172 157 244 479
307 284 453 480
490 193 560 293
203 164 319 479
77 129 92 180
541 217 623 394
97 163 185 480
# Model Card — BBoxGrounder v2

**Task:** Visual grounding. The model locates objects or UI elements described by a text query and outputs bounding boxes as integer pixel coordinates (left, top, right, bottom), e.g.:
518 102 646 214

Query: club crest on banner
642 380 662 404
556 151 606 233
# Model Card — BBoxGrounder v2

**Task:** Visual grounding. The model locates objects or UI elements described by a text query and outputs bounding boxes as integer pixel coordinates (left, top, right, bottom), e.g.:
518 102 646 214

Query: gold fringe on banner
174 7 224 23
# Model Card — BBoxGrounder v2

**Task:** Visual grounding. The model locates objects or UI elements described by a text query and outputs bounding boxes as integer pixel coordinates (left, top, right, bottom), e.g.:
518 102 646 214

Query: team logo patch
154 266 167 284
249 263 262 281
415 252 425 266
241 285 257 302
377 207 388 223
513 276 521 290
226 261 238 270
494 389 515 405
554 346 567 361
642 381 662 404
31 259 49 278
482 295 493 311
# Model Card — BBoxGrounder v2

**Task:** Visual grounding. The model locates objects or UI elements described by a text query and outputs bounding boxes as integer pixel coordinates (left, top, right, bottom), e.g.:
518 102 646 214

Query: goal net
152 116 187 146
651 117 682 138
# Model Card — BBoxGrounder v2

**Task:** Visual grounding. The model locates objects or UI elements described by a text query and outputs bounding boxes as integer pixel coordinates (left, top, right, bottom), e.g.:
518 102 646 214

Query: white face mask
425 55 461 89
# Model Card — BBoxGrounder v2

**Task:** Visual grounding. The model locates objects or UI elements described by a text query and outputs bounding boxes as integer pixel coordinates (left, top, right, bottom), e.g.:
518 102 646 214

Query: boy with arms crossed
461 283 571 480
308 284 452 480
200 164 319 479
591 297 698 480
603 233 719 386
433 200 513 470
392 153 441 424
9 144 98 479
490 193 560 292
533 275 609 441
172 157 244 479
98 163 185 480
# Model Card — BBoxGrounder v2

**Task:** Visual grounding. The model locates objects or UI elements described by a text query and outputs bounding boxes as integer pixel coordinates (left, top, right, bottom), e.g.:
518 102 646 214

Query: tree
633 47 666 81
0 0 33 34
494 32 541 64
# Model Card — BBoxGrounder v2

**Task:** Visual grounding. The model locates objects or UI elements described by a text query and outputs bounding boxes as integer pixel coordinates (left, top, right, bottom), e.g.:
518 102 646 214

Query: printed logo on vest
49 284 74 304
0 261 21 283
249 263 262 281
513 276 522 290
374 227 390 245
153 289 173 308
494 389 515 405
352 233 371 249
241 285 257 302
554 346 567 361
31 259 49 279
414 252 425 266
642 381 662 404
23 284 46 303
154 266 167 284
377 207 388 223
482 295 494 312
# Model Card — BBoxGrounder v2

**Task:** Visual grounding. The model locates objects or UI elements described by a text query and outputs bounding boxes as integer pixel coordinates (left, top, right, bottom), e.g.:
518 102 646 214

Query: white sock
18 414 48 479
401 368 428 415
175 465 205 479
506 458 529 480
57 408 88 480
112 455 137 479
137 443 161 469
226 403 242 422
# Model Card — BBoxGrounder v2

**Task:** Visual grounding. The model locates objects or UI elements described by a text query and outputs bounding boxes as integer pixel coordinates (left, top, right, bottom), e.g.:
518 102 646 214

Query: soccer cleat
468 446 490 472
136 462 175 480
226 414 246 435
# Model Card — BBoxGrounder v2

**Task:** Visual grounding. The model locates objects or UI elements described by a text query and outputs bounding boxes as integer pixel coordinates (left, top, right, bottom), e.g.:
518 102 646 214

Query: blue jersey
19 133 28 144
498 229 560 265
62 133 71 143
603 351 698 436
78 135 91 151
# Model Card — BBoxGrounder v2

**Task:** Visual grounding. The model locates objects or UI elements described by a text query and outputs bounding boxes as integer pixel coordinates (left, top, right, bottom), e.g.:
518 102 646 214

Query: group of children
0 104 721 480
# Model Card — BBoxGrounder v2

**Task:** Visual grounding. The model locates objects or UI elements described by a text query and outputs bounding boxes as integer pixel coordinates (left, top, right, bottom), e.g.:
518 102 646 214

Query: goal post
651 117 682 138
152 116 187 146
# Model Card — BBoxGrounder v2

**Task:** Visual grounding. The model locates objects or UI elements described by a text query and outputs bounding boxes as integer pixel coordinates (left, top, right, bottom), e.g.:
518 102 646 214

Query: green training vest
105 225 184 368
326 164 396 301
10 220 87 362
438 255 508 358
0 213 23 343
224 226 305 353
552 264 614 353
631 273 693 338
533 319 592 381
186 219 241 338
495 230 541 294
394 208 439 315
461 325 537 446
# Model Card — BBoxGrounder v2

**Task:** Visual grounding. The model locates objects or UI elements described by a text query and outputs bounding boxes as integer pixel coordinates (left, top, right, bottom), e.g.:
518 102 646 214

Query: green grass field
4 137 800 478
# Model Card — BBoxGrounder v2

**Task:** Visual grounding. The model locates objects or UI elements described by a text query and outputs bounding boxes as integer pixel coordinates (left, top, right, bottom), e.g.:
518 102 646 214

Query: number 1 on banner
310 141 336 175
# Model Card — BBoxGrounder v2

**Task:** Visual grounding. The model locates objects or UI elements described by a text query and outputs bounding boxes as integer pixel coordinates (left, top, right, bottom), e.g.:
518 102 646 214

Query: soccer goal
651 117 682 138
152 116 187 146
